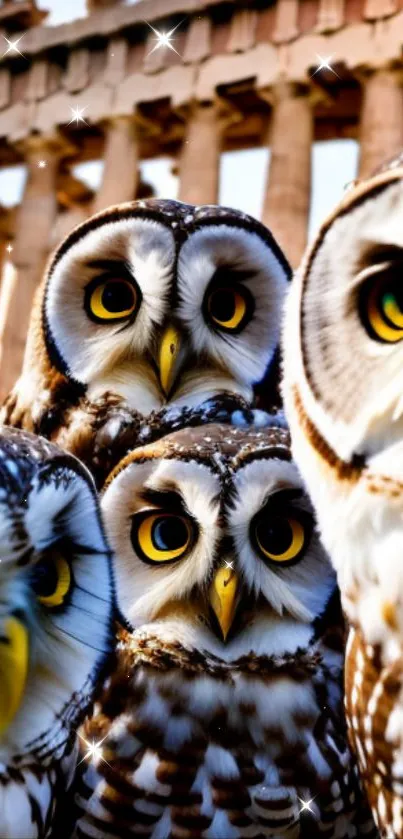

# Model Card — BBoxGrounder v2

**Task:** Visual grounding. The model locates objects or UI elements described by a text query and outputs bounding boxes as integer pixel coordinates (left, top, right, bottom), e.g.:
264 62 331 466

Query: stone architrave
262 82 313 269
359 68 403 179
92 115 139 212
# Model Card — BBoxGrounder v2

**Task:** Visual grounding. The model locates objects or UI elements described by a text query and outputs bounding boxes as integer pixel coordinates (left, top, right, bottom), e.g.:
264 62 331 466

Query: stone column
0 135 63 398
262 83 313 269
93 116 140 213
178 102 223 206
358 69 403 179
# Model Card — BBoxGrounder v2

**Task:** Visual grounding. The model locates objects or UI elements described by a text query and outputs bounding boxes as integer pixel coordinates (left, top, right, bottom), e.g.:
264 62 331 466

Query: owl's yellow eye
132 512 193 565
207 287 252 332
362 272 403 343
253 515 306 566
86 277 138 323
32 552 72 608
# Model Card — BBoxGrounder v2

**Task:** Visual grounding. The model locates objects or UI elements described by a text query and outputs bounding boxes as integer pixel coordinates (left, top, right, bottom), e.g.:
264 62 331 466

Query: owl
0 425 115 839
1 199 290 485
74 422 377 839
282 153 403 836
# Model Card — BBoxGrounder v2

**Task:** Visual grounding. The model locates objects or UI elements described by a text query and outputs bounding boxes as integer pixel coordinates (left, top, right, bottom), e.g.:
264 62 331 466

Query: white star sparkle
223 560 234 571
299 797 315 815
2 35 25 59
37 160 47 169
68 105 88 126
146 20 182 57
312 54 340 78
5 243 13 254
77 733 110 768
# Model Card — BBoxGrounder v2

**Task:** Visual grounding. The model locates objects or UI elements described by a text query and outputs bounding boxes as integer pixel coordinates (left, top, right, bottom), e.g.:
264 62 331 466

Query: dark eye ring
204 283 254 334
31 550 72 608
250 506 311 568
131 511 195 565
84 273 141 324
360 269 403 344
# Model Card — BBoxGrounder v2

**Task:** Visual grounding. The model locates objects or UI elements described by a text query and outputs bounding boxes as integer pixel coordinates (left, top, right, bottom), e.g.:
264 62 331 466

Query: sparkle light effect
312 54 340 78
37 160 47 169
299 797 315 815
223 560 234 571
77 733 110 768
146 20 182 57
5 244 13 254
2 35 25 59
68 105 88 126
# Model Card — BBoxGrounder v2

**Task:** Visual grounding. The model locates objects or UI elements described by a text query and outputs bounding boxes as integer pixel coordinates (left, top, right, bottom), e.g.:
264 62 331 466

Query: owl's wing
346 625 403 837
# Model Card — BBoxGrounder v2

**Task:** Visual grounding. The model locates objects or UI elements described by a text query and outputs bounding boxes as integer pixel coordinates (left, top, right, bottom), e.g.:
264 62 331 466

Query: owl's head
19 199 289 422
102 422 335 660
283 156 403 641
0 427 115 763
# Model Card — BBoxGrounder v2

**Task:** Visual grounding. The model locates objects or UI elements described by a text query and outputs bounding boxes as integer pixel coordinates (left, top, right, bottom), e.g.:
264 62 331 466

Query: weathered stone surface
115 65 196 113
196 43 279 100
183 15 212 63
315 0 345 32
178 101 222 204
262 83 313 269
227 9 257 52
0 70 11 110
104 38 128 86
272 0 299 43
0 135 67 396
359 68 403 178
363 0 398 20
50 204 90 249
63 49 90 93
93 116 139 211
25 60 48 102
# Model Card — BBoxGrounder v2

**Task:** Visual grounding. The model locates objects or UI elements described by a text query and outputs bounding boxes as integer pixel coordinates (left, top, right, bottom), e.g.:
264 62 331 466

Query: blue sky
0 1 359 240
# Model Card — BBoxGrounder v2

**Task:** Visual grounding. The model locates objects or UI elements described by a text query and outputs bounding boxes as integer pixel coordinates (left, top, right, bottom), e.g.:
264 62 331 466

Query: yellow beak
0 616 29 736
159 324 182 397
209 566 239 641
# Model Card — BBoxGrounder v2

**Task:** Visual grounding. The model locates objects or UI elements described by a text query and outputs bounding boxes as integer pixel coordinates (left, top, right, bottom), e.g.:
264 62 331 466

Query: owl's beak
159 324 182 397
209 566 240 641
0 614 29 736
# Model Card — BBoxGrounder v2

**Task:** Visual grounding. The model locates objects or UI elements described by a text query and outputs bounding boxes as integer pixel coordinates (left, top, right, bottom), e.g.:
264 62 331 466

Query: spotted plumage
74 422 376 839
1 199 290 486
0 426 115 838
282 154 403 836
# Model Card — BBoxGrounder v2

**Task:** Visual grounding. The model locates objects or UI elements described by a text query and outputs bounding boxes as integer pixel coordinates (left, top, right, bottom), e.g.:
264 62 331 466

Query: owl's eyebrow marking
84 258 131 273
270 488 304 502
139 487 187 512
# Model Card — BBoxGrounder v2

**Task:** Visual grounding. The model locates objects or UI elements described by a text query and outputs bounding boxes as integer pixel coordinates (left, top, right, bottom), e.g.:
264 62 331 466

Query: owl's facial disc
0 614 29 736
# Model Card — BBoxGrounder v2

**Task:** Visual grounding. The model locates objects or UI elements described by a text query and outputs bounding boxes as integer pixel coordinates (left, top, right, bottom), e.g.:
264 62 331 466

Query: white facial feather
39 207 289 419
282 172 403 648
177 225 286 389
102 459 220 626
45 218 175 410
284 180 403 463
102 426 335 661
229 458 335 622
0 458 113 762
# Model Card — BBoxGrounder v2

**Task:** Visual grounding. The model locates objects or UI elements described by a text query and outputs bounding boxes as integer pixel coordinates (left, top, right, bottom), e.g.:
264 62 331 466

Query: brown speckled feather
345 627 403 838
73 629 377 839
